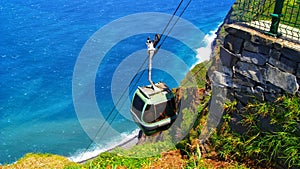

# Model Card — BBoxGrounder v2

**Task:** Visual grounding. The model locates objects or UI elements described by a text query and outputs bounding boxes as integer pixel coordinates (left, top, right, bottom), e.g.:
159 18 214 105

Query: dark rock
233 72 256 87
211 70 233 87
254 85 265 93
236 101 245 111
258 116 277 132
223 66 233 76
219 46 238 67
264 92 282 102
251 34 273 47
297 78 300 90
263 82 284 94
268 56 297 74
225 26 251 41
266 63 299 94
273 41 283 50
268 55 280 66
269 49 281 60
296 63 300 78
241 50 267 66
243 41 259 53
280 57 297 74
200 85 228 140
229 112 248 134
281 47 300 62
234 90 255 105
224 34 244 54
233 83 253 93
259 45 271 55
234 61 266 83
253 87 265 101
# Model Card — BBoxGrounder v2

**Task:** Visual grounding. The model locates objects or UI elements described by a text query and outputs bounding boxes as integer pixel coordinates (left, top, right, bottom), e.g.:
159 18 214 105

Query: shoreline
76 133 139 164
73 22 225 164
1 15 228 166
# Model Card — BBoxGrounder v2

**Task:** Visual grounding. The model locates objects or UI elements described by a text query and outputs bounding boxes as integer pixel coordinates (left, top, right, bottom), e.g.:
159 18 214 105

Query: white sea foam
68 129 140 163
192 24 222 68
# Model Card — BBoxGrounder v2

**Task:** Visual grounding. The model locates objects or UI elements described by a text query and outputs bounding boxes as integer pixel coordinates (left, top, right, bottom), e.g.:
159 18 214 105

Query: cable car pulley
130 34 178 136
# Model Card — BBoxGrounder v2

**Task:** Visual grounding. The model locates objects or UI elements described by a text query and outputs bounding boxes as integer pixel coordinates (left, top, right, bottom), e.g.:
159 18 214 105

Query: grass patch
210 95 300 168
112 141 175 158
2 153 77 169
75 152 153 169
181 61 211 88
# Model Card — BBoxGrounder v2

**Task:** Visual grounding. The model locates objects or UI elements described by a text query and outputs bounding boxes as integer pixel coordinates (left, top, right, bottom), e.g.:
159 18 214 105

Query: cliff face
137 2 300 146
136 50 214 143
136 4 300 167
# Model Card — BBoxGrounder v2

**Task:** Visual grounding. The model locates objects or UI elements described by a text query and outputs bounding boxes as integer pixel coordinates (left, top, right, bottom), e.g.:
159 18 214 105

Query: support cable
78 0 193 162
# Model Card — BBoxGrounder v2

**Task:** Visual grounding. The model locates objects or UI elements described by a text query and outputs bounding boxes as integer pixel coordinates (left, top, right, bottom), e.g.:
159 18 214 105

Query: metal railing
229 0 300 44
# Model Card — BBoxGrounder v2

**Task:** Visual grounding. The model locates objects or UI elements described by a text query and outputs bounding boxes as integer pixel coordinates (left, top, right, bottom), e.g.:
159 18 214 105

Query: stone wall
206 23 300 168
211 24 300 104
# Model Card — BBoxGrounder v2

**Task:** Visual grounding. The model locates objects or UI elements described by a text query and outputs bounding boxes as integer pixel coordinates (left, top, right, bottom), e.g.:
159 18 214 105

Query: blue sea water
0 0 235 164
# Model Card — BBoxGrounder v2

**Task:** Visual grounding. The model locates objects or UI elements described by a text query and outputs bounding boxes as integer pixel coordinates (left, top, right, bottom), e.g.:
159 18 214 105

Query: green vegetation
0 55 247 169
63 141 176 169
3 50 299 169
210 95 300 168
1 153 77 169
177 93 210 149
112 141 175 158
231 0 274 22
181 61 211 88
67 152 154 169
8 94 299 168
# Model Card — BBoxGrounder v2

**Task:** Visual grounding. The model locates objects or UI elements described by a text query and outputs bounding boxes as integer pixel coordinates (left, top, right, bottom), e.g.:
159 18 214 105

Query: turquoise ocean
0 0 234 164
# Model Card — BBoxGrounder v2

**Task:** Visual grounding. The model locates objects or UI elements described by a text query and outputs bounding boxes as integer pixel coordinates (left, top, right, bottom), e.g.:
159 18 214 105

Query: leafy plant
211 95 300 168
224 100 238 113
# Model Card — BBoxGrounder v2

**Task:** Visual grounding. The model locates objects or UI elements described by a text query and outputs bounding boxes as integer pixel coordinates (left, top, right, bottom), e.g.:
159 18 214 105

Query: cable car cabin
130 82 178 136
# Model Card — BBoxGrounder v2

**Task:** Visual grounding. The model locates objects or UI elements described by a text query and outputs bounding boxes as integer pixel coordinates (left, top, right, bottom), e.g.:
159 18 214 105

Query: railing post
269 0 285 37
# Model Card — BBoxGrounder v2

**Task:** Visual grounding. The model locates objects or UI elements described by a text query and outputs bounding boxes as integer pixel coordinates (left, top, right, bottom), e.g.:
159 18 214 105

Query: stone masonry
213 24 300 104
205 23 300 169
